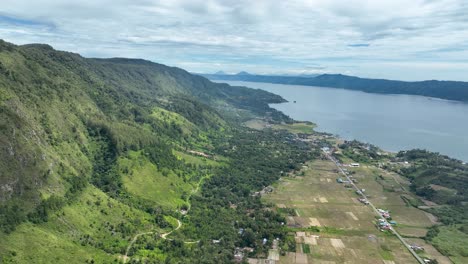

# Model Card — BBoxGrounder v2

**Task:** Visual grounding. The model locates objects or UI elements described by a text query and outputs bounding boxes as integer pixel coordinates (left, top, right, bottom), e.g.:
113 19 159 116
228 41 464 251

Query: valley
1 1 468 263
1 40 467 263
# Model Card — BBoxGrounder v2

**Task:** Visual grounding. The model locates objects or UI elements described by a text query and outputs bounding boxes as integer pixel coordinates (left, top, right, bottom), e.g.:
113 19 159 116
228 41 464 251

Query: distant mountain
236 71 251 75
200 72 468 102
214 70 226 75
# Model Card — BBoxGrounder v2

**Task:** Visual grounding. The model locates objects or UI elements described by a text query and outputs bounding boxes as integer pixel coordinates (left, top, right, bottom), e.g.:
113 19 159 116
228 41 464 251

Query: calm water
220 81 468 161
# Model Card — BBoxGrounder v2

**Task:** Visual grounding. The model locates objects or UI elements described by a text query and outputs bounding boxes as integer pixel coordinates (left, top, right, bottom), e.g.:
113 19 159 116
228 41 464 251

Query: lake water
219 81 468 161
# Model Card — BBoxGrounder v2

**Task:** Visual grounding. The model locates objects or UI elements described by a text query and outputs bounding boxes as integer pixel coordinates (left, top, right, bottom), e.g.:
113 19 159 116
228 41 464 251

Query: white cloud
1 0 468 80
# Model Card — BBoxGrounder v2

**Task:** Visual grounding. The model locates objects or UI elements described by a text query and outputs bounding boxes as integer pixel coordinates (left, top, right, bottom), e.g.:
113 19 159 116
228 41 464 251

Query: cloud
0 14 55 29
0 0 467 80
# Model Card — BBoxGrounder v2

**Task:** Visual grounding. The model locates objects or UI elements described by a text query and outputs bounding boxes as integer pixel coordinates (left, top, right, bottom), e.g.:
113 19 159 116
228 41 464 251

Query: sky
1 0 468 81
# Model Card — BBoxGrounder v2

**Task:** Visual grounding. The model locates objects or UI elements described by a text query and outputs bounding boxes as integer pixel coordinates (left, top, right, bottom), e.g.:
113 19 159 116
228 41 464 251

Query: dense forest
0 39 310 263
202 73 468 102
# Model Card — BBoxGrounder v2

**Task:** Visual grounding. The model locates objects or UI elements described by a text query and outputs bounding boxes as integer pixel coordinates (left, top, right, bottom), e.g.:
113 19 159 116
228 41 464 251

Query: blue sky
1 0 468 81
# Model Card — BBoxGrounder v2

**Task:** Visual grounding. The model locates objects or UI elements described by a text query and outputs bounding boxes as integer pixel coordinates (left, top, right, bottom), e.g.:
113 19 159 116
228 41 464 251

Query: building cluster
377 218 391 231
377 208 391 219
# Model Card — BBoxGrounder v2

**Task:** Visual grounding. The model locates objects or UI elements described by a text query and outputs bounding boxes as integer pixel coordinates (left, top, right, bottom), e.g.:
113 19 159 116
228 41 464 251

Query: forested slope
0 40 312 263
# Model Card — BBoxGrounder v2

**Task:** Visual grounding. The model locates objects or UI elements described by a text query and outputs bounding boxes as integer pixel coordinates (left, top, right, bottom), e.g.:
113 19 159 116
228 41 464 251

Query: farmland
263 157 450 264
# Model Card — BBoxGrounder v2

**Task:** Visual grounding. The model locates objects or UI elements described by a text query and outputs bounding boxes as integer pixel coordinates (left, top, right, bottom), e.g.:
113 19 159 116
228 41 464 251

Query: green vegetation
0 39 312 263
1 38 466 263
173 150 224 167
429 225 468 262
119 151 193 209
272 122 315 134
302 244 311 253
337 140 388 164
379 244 395 261
397 150 468 207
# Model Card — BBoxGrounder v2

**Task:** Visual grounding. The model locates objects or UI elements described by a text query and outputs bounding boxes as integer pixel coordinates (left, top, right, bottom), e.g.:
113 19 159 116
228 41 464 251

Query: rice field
264 159 444 263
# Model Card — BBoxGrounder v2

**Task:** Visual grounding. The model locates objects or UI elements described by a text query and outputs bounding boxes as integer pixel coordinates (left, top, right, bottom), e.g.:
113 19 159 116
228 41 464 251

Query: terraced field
264 159 450 264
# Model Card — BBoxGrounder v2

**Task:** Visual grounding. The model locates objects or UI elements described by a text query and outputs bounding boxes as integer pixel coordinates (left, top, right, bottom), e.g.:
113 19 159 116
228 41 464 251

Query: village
240 125 448 264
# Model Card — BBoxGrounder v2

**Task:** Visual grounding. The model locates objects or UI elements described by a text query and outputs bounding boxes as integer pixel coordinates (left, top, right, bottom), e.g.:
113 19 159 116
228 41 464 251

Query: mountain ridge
200 72 468 102
1 39 312 263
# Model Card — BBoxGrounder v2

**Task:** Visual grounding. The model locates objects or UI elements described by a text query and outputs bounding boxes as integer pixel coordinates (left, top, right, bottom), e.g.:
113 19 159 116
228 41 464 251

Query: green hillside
0 40 312 263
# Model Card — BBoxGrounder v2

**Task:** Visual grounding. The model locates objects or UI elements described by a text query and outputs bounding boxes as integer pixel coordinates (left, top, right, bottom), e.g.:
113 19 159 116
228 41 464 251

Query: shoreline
217 79 468 162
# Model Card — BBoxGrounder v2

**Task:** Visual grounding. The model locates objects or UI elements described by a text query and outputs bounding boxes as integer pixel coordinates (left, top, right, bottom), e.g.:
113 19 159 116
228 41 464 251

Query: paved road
323 151 425 264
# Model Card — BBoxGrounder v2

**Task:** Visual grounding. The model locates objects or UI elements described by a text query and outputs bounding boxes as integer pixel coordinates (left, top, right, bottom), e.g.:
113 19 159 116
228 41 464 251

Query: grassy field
244 119 269 130
0 185 162 263
119 151 193 209
264 159 444 264
348 166 434 230
271 122 315 134
430 225 468 264
0 222 110 263
244 119 315 134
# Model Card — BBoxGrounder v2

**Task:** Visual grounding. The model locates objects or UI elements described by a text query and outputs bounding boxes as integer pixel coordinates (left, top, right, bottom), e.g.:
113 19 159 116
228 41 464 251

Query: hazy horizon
2 0 468 81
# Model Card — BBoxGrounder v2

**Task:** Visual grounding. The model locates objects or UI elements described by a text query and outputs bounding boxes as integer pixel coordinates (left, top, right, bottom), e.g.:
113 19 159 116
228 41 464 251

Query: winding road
122 219 183 263
122 165 207 263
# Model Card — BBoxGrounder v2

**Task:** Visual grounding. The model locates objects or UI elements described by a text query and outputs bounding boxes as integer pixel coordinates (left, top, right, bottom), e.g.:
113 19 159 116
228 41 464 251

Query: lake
219 81 468 161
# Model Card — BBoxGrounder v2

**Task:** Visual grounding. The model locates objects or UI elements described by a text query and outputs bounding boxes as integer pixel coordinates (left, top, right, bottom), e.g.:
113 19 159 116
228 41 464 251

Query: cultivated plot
265 159 419 263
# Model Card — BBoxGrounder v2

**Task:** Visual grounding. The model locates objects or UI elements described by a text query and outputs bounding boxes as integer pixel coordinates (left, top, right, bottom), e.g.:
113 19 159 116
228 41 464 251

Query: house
378 209 391 219
263 186 274 193
243 247 254 253
358 198 369 205
380 225 391 231
350 163 360 167
378 220 391 231
410 244 424 251
234 247 244 262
